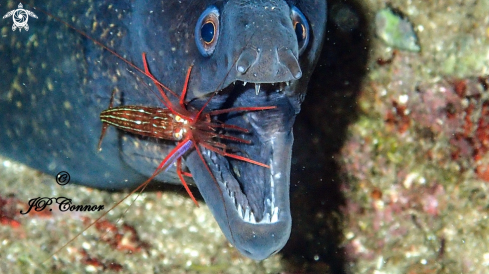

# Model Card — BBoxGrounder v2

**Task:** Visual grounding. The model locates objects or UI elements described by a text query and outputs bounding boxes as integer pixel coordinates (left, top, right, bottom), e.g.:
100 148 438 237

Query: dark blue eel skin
0 0 326 260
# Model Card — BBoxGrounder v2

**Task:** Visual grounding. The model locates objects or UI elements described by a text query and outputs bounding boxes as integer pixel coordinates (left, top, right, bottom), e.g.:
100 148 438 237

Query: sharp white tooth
271 214 278 223
250 211 256 223
233 81 236 85
280 82 286 91
255 83 261 95
244 207 250 221
238 204 243 218
271 207 279 223
265 213 271 223
243 81 247 86
286 81 290 86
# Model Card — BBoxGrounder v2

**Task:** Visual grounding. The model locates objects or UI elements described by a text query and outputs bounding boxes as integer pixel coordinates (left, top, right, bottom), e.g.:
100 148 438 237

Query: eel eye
291 6 310 55
195 6 220 57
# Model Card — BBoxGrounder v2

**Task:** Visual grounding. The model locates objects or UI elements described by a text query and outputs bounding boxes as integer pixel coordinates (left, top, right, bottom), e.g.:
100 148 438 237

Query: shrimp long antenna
42 136 198 264
32 5 178 98
208 106 276 116
42 173 153 264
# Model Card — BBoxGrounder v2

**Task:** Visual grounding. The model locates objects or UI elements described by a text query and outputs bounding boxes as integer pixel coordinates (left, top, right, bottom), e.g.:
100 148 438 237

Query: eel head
183 0 327 260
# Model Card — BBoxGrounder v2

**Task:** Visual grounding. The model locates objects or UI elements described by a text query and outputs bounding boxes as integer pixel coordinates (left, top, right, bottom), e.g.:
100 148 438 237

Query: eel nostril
236 48 258 74
277 47 302 79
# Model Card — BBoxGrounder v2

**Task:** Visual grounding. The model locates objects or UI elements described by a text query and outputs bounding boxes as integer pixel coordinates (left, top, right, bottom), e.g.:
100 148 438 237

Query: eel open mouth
186 79 295 260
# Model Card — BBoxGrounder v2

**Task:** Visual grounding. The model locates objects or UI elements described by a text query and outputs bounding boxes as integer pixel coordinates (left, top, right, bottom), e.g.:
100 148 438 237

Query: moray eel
0 0 326 260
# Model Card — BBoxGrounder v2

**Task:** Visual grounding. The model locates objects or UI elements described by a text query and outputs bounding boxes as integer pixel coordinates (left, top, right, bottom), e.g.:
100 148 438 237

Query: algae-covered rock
375 7 421 52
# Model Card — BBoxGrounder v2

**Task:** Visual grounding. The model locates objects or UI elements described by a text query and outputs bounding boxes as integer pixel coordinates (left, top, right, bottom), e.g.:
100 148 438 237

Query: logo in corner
3 3 38 32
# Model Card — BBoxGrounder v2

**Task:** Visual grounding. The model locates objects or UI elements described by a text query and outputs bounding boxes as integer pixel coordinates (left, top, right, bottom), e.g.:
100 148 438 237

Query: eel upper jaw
186 80 296 261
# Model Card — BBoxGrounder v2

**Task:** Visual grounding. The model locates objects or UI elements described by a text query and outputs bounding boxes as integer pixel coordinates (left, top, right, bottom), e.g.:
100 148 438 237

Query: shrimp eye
291 6 310 55
195 6 220 57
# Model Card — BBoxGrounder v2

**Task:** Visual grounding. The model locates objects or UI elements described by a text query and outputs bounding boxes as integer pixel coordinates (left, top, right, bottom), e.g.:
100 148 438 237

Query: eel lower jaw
186 129 292 261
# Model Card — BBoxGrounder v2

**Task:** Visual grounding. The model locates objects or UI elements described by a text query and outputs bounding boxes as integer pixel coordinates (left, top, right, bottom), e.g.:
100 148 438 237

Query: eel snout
235 46 302 83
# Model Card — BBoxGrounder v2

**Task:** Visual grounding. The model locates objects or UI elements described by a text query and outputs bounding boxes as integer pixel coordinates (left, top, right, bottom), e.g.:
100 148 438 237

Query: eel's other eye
195 6 220 57
291 6 310 55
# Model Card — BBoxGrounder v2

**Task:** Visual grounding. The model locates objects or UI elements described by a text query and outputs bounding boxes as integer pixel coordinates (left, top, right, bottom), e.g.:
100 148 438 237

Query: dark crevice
281 0 370 273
